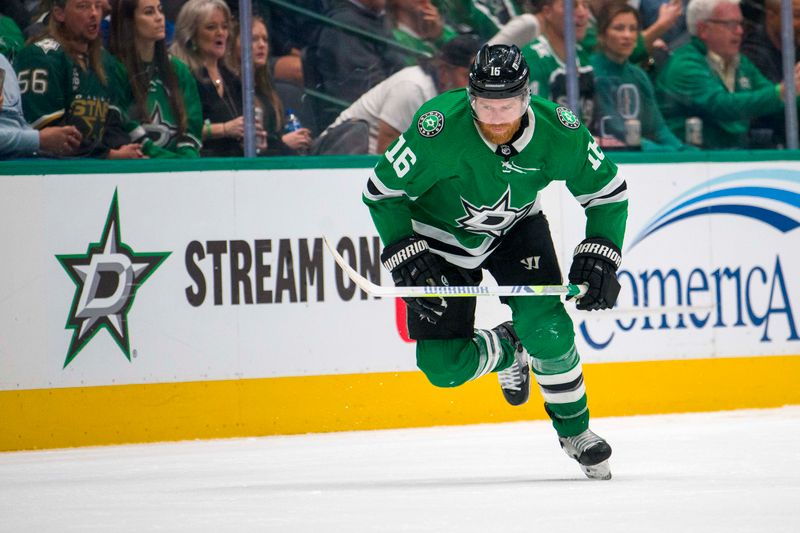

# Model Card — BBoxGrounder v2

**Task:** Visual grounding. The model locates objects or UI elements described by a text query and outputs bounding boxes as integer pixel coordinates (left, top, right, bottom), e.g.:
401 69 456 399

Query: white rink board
0 161 798 391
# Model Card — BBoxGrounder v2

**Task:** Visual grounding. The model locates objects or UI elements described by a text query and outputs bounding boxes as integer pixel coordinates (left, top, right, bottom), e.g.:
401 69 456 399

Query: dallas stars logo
144 102 178 147
556 106 581 129
56 190 169 368
457 186 536 237
417 110 444 137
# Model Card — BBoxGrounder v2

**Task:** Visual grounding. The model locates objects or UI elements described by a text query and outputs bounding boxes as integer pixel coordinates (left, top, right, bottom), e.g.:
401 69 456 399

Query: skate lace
498 360 523 391
566 430 604 452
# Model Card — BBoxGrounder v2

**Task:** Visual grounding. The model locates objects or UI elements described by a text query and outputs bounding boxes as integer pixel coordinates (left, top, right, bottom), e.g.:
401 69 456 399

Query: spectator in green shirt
591 1 691 151
0 14 25 60
389 0 457 65
655 0 800 149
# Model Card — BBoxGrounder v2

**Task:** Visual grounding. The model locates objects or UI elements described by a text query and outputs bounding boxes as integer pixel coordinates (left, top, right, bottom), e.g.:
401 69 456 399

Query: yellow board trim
2 355 799 451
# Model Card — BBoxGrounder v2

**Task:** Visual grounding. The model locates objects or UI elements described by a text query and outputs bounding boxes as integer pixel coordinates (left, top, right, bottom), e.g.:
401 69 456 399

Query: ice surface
1 407 798 532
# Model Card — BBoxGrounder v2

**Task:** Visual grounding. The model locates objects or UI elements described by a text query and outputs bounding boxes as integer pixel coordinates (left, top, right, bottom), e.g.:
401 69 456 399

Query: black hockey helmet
468 44 530 100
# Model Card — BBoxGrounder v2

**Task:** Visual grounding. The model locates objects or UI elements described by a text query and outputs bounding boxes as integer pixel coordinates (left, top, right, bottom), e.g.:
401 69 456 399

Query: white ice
1 407 799 532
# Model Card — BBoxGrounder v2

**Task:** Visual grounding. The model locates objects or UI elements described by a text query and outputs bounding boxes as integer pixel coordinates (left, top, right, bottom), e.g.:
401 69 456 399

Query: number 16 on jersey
385 135 417 178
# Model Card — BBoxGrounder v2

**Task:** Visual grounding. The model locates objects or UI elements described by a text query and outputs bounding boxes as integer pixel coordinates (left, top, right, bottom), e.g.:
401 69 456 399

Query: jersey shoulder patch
555 106 581 129
417 110 444 138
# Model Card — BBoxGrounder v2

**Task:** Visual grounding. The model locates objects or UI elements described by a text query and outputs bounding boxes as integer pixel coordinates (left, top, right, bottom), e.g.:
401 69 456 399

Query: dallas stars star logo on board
56 190 169 368
457 186 536 237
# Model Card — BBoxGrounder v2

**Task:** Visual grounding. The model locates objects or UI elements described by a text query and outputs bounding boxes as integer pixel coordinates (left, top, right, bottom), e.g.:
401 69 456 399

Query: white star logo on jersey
144 102 177 147
35 38 61 54
457 186 536 237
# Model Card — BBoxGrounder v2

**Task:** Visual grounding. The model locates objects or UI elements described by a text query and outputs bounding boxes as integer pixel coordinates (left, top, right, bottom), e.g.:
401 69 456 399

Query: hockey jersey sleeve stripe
573 172 627 206
363 172 406 201
579 181 628 209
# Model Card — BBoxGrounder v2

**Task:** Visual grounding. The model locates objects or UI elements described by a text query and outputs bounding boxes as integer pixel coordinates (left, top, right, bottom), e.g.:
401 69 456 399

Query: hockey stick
323 236 587 298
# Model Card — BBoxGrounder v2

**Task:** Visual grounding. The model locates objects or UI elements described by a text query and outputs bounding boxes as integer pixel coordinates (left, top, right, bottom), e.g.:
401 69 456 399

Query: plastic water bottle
285 109 303 133
284 109 307 154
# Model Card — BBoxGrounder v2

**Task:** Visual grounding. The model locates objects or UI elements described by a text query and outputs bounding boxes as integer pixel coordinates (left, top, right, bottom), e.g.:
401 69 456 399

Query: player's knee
416 339 474 388
513 308 575 359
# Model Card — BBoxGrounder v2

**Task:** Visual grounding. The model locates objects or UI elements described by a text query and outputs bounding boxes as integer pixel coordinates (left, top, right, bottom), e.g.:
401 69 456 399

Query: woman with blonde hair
170 0 264 156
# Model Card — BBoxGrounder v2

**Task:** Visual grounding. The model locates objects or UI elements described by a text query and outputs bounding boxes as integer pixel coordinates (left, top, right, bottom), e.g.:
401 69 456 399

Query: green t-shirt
434 0 520 40
364 89 627 268
0 15 24 61
392 25 458 66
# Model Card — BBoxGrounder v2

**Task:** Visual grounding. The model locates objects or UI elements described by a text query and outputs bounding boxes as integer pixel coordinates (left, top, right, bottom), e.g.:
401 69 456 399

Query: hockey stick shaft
323 236 587 298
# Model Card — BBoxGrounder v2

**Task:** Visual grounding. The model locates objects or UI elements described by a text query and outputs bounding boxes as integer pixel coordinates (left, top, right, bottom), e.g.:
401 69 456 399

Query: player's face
471 95 527 125
601 12 638 63
56 0 103 43
251 20 269 67
196 7 229 61
134 0 166 44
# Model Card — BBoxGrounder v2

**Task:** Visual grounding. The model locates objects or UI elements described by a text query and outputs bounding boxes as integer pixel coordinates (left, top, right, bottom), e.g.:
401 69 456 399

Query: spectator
488 13 542 47
321 33 478 153
388 0 457 65
655 0 800 149
591 1 692 150
0 14 25 60
0 0 32 31
639 0 689 49
582 0 682 70
171 0 265 156
259 0 324 86
436 0 522 40
741 0 800 147
521 0 597 131
742 0 800 83
109 0 203 158
313 0 406 105
226 15 312 155
14 0 144 158
1 52 82 158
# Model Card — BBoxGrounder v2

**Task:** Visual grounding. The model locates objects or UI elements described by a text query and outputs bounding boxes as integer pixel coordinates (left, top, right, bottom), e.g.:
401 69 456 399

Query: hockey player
363 44 627 480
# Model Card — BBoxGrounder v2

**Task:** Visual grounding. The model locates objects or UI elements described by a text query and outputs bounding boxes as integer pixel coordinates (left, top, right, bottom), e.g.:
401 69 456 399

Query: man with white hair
655 0 800 149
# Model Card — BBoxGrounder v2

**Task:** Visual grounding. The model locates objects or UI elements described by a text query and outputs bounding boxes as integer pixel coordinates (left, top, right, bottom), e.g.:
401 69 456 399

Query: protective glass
469 94 528 125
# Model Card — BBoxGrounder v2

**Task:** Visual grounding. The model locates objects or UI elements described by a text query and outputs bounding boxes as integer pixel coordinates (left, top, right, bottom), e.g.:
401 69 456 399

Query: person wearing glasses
655 0 800 149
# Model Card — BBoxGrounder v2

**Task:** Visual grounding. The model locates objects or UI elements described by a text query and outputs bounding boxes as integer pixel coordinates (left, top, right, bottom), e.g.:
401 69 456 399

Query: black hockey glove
568 237 622 311
381 236 449 324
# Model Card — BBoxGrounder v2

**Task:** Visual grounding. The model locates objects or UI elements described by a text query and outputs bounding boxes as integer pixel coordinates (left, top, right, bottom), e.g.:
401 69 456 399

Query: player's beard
477 118 522 145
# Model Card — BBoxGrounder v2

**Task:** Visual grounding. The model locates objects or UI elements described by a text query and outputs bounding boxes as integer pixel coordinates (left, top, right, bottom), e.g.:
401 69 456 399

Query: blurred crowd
0 0 798 160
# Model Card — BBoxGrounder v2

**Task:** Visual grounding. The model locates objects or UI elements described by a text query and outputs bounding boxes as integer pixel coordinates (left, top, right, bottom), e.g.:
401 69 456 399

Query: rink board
2 355 800 450
1 153 799 450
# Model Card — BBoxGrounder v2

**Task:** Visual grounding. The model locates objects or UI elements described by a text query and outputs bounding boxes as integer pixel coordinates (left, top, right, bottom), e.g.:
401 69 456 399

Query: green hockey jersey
363 89 628 269
14 37 128 157
113 56 203 158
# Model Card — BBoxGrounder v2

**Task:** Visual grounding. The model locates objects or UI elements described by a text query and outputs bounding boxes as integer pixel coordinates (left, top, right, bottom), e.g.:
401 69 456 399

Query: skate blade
581 460 611 480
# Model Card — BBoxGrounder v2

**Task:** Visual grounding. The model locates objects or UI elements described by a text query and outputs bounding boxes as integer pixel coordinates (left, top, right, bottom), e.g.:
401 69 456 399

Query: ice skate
559 429 612 480
493 321 530 406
